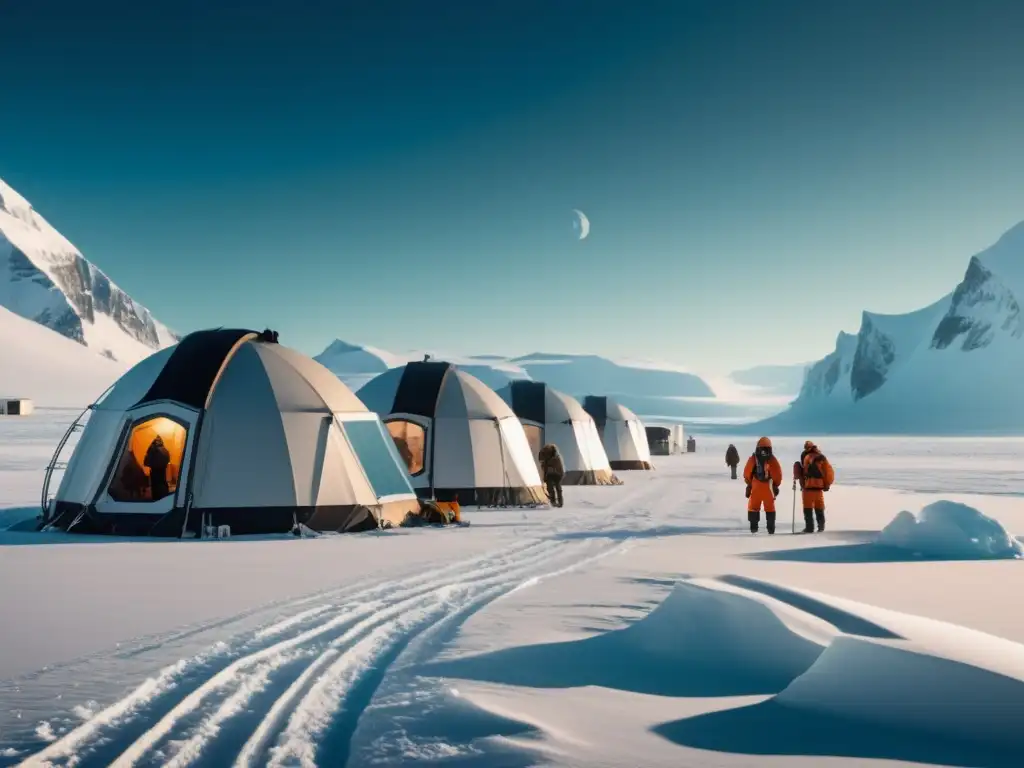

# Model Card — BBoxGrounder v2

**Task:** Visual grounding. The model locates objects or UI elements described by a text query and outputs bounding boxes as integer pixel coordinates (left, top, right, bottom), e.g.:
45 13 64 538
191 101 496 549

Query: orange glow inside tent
108 417 188 502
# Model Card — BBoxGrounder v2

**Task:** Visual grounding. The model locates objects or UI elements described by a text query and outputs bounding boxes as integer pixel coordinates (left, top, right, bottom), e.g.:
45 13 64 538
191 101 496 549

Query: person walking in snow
743 437 783 534
725 444 740 479
797 440 835 533
538 443 565 508
144 435 172 501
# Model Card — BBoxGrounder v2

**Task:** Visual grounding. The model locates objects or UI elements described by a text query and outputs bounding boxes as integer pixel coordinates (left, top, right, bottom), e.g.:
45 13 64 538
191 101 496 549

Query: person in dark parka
144 435 172 501
725 444 741 479
538 443 565 508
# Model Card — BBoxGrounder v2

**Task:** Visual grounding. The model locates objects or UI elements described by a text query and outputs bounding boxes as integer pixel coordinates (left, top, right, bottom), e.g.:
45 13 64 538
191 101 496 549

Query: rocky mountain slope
757 220 1024 434
0 178 175 363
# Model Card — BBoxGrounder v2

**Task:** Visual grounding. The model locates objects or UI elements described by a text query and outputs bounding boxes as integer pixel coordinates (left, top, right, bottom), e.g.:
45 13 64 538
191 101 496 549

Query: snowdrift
656 578 1024 765
879 500 1024 559
776 634 1024 752
422 582 823 697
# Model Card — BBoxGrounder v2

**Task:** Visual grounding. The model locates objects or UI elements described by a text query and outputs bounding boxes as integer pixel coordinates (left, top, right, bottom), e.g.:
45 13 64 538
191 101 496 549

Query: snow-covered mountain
0 305 125 407
0 178 176 363
757 220 1024 434
315 341 716 413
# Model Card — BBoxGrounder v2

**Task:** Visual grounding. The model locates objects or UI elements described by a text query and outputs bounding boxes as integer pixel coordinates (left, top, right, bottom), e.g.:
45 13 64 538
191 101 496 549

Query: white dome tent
497 380 622 485
582 395 654 470
43 328 420 536
357 361 547 507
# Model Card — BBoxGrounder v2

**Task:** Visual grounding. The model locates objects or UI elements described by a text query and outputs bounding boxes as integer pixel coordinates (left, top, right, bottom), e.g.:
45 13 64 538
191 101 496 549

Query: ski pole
791 477 797 533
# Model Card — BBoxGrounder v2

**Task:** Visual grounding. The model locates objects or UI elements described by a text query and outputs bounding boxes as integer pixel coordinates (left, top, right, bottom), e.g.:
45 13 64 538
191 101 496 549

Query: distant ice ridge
0 177 176 364
315 341 717 399
879 500 1024 560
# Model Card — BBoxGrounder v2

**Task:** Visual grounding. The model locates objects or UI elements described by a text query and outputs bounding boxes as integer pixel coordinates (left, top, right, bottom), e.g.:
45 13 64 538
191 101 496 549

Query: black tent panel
136 328 258 409
392 361 450 417
582 395 608 429
509 380 546 424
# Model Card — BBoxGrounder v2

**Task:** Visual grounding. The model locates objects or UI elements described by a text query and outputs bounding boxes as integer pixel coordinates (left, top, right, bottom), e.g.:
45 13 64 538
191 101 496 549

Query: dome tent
497 380 622 485
582 395 654 470
357 361 546 506
43 328 420 536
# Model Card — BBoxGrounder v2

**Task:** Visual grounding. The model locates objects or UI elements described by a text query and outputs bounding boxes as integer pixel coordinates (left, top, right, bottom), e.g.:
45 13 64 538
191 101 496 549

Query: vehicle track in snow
15 536 628 768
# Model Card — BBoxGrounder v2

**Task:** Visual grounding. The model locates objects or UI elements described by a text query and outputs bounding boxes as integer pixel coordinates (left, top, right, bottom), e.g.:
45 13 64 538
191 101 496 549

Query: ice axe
791 460 802 534
791 476 797 533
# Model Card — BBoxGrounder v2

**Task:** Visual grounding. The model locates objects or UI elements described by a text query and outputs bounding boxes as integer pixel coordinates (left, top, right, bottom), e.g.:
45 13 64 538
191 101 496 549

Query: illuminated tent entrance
43 328 420 537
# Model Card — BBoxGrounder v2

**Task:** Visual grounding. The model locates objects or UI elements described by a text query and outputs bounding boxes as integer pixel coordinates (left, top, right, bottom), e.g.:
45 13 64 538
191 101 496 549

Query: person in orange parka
743 437 783 534
796 440 835 533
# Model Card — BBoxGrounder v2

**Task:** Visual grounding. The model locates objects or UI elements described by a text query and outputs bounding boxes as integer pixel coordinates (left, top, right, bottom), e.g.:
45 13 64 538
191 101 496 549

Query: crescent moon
573 208 590 240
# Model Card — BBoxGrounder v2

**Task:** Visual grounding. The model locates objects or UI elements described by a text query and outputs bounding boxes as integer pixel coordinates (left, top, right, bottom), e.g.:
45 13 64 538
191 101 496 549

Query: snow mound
423 582 823 697
776 634 1024 753
879 500 1024 560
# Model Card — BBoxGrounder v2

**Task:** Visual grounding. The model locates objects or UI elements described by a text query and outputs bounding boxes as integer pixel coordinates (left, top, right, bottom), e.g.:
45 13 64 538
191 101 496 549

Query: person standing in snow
144 435 172 501
798 440 835 532
743 437 783 534
725 444 740 479
538 443 565 508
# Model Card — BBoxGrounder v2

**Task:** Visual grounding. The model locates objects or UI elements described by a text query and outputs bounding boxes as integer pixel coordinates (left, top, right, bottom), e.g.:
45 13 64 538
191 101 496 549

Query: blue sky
2 0 1024 375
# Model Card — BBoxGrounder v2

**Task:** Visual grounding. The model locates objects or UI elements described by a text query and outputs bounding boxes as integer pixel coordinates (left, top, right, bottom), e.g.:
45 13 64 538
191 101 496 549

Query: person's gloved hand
823 485 831 492
744 484 751 499
772 482 780 498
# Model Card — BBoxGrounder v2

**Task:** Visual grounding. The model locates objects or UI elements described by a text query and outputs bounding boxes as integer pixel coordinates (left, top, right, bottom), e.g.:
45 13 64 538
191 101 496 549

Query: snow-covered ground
2 412 1024 766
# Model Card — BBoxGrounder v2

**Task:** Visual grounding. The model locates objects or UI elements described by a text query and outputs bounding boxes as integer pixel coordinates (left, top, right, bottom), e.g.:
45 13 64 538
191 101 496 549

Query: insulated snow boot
802 509 815 534
747 510 759 533
815 509 826 532
766 512 776 535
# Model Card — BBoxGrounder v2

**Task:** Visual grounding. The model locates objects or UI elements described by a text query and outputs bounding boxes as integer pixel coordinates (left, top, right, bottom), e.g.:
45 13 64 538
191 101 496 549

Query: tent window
344 420 415 498
385 419 426 475
107 416 188 503
522 424 543 467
